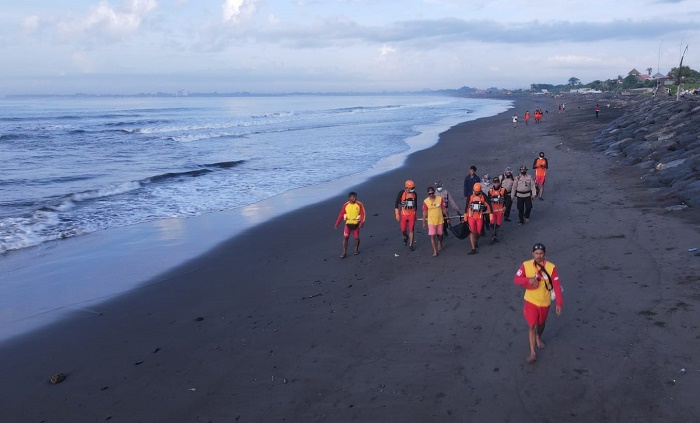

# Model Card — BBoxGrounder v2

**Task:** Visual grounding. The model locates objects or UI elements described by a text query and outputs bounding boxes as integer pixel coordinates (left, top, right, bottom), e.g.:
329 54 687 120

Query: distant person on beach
422 186 448 257
514 243 563 363
463 166 481 206
434 181 462 236
488 177 506 243
511 166 536 225
465 182 491 255
334 191 366 258
524 111 530 125
512 114 518 128
395 180 418 251
595 104 600 118
499 167 515 221
532 152 549 200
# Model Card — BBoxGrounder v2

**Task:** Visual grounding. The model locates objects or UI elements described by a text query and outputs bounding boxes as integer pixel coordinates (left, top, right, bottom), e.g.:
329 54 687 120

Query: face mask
436 187 443 191
409 188 415 193
521 171 526 175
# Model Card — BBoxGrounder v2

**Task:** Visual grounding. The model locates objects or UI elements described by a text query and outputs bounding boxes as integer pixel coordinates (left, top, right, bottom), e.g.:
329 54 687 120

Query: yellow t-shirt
344 202 363 225
423 196 444 225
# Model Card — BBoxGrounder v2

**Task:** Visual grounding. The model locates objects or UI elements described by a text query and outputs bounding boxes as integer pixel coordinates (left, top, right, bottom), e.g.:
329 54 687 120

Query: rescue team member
533 151 549 200
524 111 530 125
334 191 366 258
463 166 481 207
488 177 506 244
499 167 515 221
465 183 491 255
434 181 461 236
513 243 563 363
422 187 448 257
511 166 536 225
395 180 418 251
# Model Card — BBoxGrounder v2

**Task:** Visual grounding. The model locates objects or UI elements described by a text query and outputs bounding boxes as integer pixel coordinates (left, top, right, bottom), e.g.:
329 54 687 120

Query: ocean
0 94 511 340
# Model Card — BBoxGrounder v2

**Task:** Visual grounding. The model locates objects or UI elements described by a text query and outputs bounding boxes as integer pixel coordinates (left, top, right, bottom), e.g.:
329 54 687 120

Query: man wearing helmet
395 180 418 251
465 182 491 255
514 243 563 363
511 165 536 225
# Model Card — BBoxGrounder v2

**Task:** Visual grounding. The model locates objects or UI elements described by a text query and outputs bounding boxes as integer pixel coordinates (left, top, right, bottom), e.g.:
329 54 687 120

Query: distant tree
622 74 641 89
646 67 653 76
567 77 581 86
670 65 700 84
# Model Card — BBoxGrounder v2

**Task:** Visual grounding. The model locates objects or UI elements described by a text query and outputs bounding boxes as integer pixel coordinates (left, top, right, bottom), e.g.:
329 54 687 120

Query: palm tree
647 67 653 76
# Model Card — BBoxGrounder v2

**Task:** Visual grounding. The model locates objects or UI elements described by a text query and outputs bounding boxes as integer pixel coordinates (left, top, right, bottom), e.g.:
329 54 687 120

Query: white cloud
57 0 157 42
379 44 396 56
22 15 40 34
72 51 96 73
548 55 603 65
268 14 280 25
222 0 258 24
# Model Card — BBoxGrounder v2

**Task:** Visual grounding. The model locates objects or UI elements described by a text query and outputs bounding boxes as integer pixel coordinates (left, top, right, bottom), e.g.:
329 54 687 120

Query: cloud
379 44 396 56
56 0 158 42
222 0 258 24
22 15 40 34
72 51 96 73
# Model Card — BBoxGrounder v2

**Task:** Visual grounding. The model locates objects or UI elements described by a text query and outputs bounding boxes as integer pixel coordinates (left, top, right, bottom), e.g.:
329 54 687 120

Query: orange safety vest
489 187 506 213
465 193 490 219
534 158 548 177
400 191 418 215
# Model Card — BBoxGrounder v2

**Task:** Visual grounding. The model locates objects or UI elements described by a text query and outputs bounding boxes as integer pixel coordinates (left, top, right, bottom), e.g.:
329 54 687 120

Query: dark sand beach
2 97 700 422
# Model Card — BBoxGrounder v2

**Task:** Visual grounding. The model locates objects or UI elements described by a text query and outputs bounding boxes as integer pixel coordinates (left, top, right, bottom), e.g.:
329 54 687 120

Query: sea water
0 94 511 340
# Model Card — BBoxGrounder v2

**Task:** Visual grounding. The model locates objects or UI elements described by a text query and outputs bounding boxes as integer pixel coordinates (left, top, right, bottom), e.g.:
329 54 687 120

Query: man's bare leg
437 234 443 251
527 325 538 362
341 236 348 258
430 235 437 257
354 237 360 255
536 322 546 348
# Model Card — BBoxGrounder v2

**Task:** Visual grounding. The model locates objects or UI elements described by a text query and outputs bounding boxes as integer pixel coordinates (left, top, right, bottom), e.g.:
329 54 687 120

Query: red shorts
343 225 360 239
491 212 503 226
467 216 483 234
535 175 546 186
523 301 550 326
400 214 416 232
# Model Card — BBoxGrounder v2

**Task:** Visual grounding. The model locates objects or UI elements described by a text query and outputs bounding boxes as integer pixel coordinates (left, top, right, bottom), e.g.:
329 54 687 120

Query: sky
1 0 699 95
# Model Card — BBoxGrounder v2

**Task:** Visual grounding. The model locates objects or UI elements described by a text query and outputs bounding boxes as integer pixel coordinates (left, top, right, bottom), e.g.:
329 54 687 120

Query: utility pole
676 44 688 101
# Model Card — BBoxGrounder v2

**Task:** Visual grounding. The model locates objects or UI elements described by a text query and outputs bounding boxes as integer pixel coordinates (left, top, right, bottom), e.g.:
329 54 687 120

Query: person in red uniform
488 177 506 244
395 180 418 251
334 191 366 258
533 151 548 200
524 111 530 125
465 182 491 255
513 243 563 363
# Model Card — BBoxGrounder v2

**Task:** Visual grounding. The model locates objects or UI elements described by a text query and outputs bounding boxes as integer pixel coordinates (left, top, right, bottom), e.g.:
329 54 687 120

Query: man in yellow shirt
513 243 563 363
334 192 366 258
422 186 448 257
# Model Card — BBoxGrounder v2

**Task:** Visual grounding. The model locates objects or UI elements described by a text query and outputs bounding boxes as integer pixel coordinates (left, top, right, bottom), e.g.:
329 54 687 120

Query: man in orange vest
532 151 548 200
465 183 491 255
395 180 418 251
488 177 506 244
513 243 563 363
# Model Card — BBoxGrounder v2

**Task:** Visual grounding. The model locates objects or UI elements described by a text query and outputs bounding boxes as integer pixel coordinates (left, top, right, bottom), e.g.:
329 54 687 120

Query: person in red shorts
395 180 418 251
465 182 491 255
524 110 530 125
533 151 548 200
514 243 563 363
487 177 506 244
334 191 366 258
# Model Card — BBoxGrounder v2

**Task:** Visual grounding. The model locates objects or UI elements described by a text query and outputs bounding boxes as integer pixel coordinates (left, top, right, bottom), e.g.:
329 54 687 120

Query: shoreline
0 98 512 343
2 96 699 422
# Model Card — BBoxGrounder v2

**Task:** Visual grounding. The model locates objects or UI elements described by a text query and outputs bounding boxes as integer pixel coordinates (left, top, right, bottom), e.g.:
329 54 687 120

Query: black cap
532 243 546 252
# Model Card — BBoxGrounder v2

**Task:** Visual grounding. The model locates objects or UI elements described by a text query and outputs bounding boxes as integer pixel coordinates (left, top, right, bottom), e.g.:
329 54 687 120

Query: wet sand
2 97 699 422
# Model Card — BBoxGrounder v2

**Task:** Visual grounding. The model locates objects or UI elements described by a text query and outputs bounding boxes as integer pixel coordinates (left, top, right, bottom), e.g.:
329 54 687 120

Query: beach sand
2 97 699 422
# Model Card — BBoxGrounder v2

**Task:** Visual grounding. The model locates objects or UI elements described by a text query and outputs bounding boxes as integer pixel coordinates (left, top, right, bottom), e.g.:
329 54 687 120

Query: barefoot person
513 243 563 363
422 186 448 257
465 182 491 255
533 151 549 200
395 180 418 251
334 191 366 258
434 180 461 236
488 177 506 243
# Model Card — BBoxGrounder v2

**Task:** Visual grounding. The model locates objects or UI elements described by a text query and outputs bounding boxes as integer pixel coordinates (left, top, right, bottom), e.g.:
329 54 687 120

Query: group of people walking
333 150 561 363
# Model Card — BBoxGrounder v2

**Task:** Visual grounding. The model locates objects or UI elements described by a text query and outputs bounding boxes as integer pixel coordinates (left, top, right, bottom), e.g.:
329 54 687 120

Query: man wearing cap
465 182 491 255
422 186 448 257
334 191 366 258
463 166 481 207
395 180 418 251
514 243 563 363
434 181 461 236
533 152 549 200
511 166 536 225
499 167 515 221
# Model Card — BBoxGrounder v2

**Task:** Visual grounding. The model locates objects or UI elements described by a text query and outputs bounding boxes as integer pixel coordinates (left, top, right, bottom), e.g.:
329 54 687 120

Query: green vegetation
530 65 700 94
